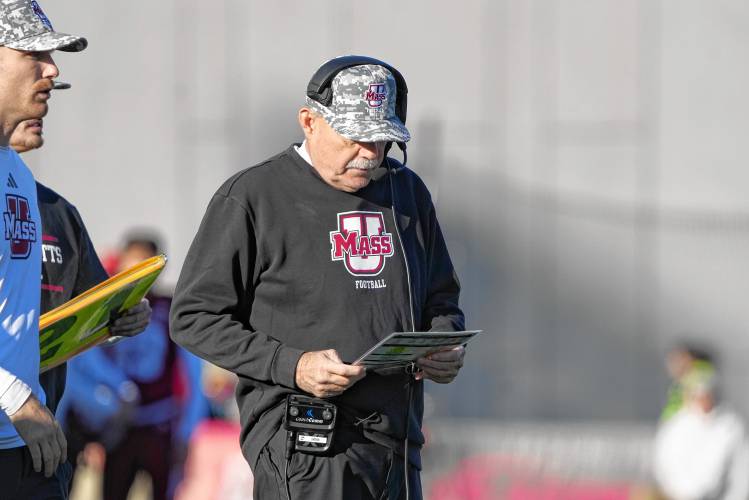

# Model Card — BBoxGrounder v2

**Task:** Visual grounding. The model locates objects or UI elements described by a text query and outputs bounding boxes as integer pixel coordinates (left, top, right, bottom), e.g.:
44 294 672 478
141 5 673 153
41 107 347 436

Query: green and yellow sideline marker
39 254 167 373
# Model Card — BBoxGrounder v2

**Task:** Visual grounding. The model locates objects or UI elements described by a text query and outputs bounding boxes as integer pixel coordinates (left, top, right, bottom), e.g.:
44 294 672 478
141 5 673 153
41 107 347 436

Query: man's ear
298 107 316 139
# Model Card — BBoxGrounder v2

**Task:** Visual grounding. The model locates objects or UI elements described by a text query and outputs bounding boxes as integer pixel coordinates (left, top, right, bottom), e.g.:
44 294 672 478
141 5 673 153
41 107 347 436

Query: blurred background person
59 233 208 500
653 364 749 500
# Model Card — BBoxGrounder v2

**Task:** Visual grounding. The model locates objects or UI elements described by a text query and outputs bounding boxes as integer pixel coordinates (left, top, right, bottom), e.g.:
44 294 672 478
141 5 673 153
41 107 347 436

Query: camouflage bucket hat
306 64 411 143
0 0 87 53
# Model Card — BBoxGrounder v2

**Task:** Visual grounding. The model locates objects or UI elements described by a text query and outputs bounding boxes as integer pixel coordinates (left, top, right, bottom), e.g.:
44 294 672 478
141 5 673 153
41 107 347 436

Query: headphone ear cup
318 87 334 107
397 92 407 125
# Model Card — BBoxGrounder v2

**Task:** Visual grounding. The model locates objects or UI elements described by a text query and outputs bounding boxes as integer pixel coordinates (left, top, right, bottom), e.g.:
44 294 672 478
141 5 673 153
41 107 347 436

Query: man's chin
13 136 44 154
341 177 372 192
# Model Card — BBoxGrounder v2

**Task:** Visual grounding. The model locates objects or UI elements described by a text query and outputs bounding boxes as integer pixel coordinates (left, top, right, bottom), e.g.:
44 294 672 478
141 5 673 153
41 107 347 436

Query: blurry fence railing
422 419 656 496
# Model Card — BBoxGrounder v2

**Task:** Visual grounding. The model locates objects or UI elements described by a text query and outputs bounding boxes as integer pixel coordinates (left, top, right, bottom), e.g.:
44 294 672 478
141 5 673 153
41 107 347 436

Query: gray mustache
346 158 380 170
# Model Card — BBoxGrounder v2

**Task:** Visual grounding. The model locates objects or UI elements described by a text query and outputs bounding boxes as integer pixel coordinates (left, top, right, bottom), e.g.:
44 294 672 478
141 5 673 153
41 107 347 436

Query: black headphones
306 55 408 125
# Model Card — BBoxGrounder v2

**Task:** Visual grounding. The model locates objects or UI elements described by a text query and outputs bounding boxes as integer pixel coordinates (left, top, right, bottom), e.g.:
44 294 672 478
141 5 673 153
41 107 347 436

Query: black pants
103 423 172 500
253 426 422 500
0 446 73 500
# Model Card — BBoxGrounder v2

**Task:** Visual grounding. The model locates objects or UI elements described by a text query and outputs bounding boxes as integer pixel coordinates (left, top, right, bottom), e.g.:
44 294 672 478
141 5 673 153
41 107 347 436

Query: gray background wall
27 0 749 421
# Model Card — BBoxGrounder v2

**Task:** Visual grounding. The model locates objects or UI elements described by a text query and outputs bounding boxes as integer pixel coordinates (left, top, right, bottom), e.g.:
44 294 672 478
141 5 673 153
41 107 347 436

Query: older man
0 1 86 498
171 55 465 500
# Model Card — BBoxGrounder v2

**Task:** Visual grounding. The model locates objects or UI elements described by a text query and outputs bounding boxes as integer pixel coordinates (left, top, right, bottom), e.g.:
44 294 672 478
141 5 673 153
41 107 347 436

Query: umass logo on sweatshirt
3 194 37 259
329 211 394 283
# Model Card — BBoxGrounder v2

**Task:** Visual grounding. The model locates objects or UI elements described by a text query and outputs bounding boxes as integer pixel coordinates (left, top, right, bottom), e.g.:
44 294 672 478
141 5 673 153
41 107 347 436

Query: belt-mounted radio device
284 394 337 454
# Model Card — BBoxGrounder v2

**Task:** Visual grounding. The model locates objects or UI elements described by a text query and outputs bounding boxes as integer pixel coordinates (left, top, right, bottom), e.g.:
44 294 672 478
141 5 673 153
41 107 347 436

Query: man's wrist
294 351 310 390
0 378 33 417
273 346 305 390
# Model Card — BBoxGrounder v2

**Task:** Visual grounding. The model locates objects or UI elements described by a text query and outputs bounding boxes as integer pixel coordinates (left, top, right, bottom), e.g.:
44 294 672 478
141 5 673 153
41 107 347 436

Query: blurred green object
660 359 714 421
39 254 166 373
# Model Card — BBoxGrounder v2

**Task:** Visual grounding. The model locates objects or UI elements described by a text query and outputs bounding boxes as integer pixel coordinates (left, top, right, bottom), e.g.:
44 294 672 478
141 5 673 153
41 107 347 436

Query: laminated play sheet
354 330 482 368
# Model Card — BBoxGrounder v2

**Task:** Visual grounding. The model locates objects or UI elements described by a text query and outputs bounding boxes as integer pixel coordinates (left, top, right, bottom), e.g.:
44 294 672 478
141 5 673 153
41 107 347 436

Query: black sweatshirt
37 183 109 415
170 145 464 467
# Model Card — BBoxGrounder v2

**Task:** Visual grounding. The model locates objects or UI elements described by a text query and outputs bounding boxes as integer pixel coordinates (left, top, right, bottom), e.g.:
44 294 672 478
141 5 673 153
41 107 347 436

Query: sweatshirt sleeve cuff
0 378 32 416
271 345 305 389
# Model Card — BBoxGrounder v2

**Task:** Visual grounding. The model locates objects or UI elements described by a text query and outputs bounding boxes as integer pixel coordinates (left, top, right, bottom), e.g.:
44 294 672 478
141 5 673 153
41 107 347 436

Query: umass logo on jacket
3 194 37 259
329 211 394 277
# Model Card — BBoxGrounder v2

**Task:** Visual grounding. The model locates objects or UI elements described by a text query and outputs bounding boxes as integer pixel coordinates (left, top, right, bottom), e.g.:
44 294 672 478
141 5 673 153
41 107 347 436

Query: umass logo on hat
30 0 53 30
365 83 387 108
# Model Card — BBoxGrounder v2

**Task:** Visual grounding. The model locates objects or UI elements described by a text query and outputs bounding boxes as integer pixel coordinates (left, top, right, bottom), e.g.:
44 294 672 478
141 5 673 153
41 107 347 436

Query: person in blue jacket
60 235 208 500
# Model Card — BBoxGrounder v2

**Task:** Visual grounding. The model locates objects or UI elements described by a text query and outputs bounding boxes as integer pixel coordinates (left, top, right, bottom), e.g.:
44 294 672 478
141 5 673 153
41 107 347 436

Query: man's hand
415 345 465 384
109 298 152 337
295 349 366 398
9 394 67 478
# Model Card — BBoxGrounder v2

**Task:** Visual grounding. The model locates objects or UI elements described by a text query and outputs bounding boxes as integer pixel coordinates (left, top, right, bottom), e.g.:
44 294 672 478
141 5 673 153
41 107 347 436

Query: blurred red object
174 420 252 500
429 454 633 500
100 250 120 277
